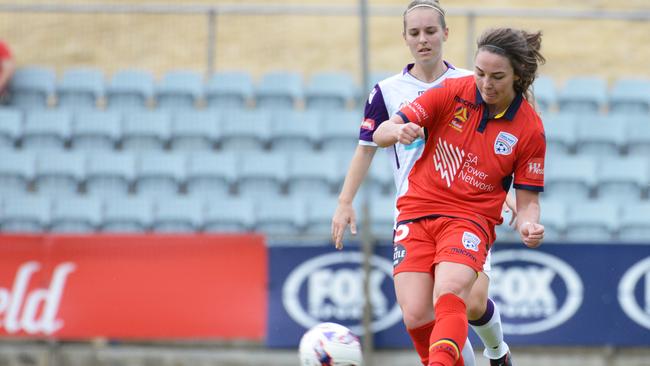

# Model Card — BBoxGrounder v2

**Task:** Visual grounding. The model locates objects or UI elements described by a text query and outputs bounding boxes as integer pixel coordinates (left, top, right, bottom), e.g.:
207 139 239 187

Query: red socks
407 320 435 366
428 294 468 366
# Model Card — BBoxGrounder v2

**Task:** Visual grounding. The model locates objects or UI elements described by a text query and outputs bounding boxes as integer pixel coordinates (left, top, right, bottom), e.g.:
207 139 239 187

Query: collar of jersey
402 60 456 76
475 87 524 132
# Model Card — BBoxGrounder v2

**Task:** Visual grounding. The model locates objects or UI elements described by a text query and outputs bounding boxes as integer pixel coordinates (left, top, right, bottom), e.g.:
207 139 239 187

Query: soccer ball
298 322 363 366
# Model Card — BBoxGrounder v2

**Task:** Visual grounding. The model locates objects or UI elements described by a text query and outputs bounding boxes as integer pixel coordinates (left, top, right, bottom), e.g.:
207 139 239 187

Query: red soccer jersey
395 75 546 243
0 40 12 60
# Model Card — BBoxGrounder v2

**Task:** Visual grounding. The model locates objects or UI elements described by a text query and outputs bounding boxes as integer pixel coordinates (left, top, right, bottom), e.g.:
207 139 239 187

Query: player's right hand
396 123 425 145
331 202 357 250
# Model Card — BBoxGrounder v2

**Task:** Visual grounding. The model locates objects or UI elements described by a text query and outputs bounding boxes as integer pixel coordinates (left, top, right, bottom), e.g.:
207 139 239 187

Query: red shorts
392 216 489 275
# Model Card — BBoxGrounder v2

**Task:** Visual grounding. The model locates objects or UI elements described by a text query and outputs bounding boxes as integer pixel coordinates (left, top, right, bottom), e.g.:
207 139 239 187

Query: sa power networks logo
282 252 402 335
489 250 583 334
618 257 650 330
433 138 466 188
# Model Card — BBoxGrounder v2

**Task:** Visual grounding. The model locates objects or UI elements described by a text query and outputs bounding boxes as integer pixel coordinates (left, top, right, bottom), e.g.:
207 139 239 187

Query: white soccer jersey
358 62 472 226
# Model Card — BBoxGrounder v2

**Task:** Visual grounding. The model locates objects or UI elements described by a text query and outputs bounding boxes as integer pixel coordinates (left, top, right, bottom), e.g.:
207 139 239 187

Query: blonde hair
403 0 447 31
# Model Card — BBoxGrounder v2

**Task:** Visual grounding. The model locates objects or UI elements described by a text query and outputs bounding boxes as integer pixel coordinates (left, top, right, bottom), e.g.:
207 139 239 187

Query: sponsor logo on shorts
494 131 518 155
447 247 477 264
392 244 406 268
618 257 650 330
461 231 481 252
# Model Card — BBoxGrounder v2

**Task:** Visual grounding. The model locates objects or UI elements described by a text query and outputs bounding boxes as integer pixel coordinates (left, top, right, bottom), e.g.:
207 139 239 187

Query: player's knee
433 282 467 304
466 289 488 320
400 303 434 329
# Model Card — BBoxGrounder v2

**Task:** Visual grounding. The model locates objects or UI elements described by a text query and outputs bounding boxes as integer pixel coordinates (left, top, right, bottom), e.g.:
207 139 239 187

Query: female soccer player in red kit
373 27 546 366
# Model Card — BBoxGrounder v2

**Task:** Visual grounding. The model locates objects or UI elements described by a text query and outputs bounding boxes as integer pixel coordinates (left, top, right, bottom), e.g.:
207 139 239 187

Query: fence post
206 8 217 77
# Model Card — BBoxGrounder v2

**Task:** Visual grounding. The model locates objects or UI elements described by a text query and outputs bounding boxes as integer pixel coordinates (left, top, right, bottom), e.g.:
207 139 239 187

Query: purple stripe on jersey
468 298 495 326
359 84 390 142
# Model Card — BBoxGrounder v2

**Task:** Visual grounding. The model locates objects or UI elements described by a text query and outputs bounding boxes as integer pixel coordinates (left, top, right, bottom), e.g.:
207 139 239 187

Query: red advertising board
0 234 267 340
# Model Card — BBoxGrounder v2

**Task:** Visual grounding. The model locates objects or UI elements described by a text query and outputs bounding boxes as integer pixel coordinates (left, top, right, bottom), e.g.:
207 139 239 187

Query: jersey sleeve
0 41 12 59
396 80 453 129
513 125 546 192
358 84 390 146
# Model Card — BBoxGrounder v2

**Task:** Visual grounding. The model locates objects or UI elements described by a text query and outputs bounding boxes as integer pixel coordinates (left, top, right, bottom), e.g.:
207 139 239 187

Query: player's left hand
519 221 544 248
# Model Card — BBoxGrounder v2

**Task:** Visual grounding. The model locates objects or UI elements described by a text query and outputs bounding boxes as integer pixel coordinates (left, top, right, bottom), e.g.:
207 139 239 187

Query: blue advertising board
267 242 650 348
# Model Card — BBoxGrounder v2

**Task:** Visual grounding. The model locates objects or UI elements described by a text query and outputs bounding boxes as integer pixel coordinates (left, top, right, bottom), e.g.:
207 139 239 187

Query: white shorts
482 250 492 278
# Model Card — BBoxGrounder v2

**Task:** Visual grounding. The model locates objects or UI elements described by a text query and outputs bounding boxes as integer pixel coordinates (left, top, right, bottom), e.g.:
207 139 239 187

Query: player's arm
515 189 543 248
332 144 377 250
373 114 424 147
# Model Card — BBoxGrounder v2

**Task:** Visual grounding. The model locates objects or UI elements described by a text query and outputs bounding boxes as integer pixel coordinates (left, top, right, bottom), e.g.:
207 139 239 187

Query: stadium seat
619 203 650 242
574 115 626 156
321 110 362 153
155 70 203 110
237 152 288 199
152 196 204 233
203 197 255 232
205 71 254 110
367 150 395 197
608 78 650 115
255 197 306 237
0 195 51 233
50 195 102 233
102 196 153 232
494 218 519 243
270 109 322 152
0 108 22 150
22 110 72 151
544 155 596 203
595 156 648 203
543 112 577 156
305 71 357 111
0 151 34 196
185 152 237 198
219 108 271 152
367 71 393 92
304 196 339 238
106 69 154 111
170 110 219 151
625 117 650 156
539 199 567 242
557 76 608 114
34 151 85 195
135 152 186 198
121 110 172 151
532 75 557 113
255 71 303 110
369 195 396 241
71 110 122 151
565 200 619 242
9 66 56 109
287 152 339 198
85 152 135 198
56 67 105 110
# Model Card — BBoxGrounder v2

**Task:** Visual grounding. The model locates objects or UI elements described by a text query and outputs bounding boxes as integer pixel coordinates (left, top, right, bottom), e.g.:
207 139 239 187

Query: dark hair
403 0 446 31
476 28 545 97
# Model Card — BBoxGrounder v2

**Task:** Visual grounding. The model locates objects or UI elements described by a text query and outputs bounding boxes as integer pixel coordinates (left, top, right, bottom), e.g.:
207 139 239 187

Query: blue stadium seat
532 75 557 113
608 78 650 115
71 110 121 151
102 196 153 233
321 110 362 153
557 76 608 114
369 195 396 241
22 110 72 151
205 71 254 110
170 111 219 151
9 66 56 109
494 218 519 243
106 69 154 111
155 70 203 110
305 196 341 238
305 71 357 111
57 67 104 110
34 151 85 195
270 109 321 152
539 199 567 242
237 152 288 199
367 150 394 197
0 108 22 150
565 200 619 242
152 196 204 233
203 197 255 232
544 155 596 203
219 109 271 152
0 151 34 196
255 71 303 110
135 152 186 198
85 152 135 198
255 197 306 237
575 115 625 156
595 156 648 203
543 112 577 156
1 195 51 233
121 110 171 151
619 203 650 242
287 152 338 198
186 152 237 198
50 196 102 233
625 117 650 156
367 71 393 92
